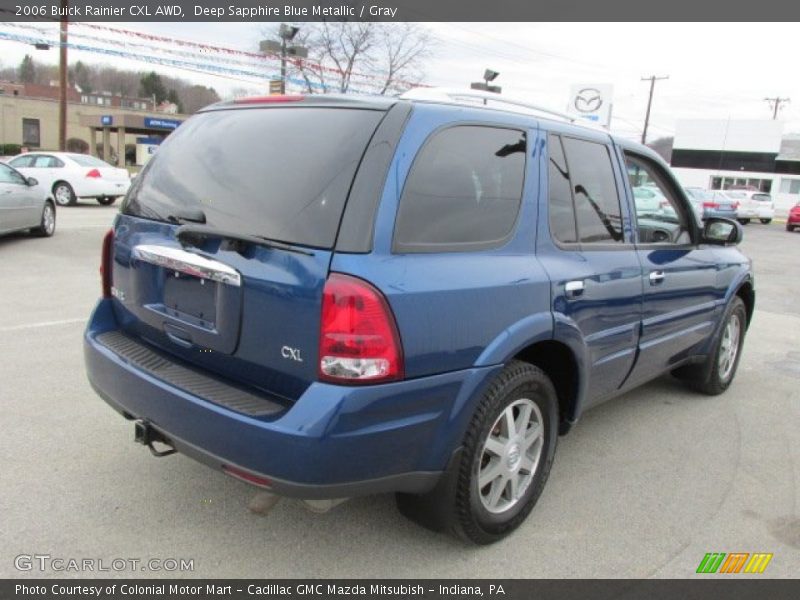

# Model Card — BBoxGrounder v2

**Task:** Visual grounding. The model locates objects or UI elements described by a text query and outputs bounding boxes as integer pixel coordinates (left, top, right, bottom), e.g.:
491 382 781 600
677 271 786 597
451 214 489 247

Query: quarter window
393 126 526 252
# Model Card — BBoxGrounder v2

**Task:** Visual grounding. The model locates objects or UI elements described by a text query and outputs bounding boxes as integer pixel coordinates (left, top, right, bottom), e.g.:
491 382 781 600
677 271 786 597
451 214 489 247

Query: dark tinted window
547 134 577 244
561 137 623 243
123 108 384 248
394 126 526 252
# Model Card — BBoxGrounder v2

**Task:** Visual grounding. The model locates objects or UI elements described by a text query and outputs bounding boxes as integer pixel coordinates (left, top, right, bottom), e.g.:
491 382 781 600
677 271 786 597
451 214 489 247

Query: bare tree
266 23 433 95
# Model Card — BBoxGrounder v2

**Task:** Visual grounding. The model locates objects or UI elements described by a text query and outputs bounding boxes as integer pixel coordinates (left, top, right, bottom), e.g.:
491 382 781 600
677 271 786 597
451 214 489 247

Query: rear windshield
70 154 112 167
123 107 384 248
753 194 771 202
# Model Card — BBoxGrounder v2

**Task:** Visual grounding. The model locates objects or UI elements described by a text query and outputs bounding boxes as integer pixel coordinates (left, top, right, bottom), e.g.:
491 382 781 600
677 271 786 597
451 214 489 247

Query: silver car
0 162 56 238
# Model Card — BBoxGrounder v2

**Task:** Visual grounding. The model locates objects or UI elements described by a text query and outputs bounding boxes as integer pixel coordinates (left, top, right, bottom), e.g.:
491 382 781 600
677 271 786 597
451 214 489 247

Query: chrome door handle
565 280 585 298
649 270 665 285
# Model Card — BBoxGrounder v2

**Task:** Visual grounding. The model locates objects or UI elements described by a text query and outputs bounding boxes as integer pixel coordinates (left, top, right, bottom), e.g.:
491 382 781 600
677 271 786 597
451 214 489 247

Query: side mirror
26 176 38 187
702 217 743 246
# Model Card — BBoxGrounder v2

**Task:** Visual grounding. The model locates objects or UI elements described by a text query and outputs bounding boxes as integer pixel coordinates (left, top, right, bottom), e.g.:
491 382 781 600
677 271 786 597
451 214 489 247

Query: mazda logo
574 88 603 113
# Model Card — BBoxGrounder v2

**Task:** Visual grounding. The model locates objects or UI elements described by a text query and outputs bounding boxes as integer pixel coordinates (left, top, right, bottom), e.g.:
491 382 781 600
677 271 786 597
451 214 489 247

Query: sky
1 21 798 141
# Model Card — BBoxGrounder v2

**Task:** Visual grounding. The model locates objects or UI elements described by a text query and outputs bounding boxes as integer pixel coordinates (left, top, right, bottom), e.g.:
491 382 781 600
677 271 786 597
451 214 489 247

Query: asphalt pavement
0 205 797 578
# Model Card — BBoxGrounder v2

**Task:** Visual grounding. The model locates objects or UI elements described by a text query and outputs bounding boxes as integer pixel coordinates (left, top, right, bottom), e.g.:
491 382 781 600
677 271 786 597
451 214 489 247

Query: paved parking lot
1 206 798 578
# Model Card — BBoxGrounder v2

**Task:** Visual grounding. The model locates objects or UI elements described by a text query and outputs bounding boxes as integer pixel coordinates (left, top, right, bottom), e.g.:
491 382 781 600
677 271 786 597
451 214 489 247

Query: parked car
751 192 775 224
786 202 800 231
699 190 742 221
722 190 767 224
6 152 130 207
83 90 754 544
684 187 714 221
0 162 56 237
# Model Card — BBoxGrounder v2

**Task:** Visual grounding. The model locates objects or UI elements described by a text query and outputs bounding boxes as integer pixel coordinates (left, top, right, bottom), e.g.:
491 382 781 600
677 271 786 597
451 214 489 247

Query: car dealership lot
1 207 798 578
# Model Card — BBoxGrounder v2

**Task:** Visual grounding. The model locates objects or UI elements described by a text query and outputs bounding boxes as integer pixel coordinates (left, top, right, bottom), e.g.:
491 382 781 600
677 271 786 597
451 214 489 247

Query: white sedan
723 190 775 224
6 152 130 207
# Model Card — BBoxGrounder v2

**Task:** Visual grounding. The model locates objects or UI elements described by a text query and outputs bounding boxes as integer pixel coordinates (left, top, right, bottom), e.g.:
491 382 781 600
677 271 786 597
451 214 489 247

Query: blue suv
84 90 754 544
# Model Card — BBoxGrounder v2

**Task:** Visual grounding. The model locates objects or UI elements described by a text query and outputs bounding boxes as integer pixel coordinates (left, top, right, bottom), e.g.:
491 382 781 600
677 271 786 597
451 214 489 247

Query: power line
640 75 669 144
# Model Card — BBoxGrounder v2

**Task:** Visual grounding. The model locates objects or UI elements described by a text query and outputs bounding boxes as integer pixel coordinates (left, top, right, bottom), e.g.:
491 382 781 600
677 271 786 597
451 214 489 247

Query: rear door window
393 125 526 252
124 107 384 249
561 137 624 244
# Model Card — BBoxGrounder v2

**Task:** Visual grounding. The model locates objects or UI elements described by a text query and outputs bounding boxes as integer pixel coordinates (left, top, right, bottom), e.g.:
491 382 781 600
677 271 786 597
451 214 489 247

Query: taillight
100 229 114 298
731 202 739 210
319 273 403 384
86 168 102 178
703 202 719 209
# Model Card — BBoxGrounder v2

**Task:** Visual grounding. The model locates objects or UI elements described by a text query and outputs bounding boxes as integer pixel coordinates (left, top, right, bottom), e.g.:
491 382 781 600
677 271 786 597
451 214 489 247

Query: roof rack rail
400 87 576 123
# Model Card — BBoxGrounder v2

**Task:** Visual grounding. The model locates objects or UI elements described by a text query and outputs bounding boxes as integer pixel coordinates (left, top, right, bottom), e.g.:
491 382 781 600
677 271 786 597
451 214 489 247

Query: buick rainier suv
84 89 754 544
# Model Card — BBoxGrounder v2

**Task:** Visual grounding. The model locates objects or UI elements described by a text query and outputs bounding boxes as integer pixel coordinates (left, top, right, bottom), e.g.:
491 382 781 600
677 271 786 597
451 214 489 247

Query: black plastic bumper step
96 331 284 417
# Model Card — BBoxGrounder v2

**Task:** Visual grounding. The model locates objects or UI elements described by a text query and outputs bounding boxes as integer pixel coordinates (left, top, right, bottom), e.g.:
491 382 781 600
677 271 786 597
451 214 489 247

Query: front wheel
738 218 751 225
676 297 747 395
398 361 558 544
97 196 116 206
787 224 796 232
760 218 772 224
32 201 56 237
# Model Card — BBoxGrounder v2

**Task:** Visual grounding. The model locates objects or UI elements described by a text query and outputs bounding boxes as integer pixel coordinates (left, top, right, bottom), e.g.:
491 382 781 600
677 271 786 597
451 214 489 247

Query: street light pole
58 0 68 151
280 35 287 95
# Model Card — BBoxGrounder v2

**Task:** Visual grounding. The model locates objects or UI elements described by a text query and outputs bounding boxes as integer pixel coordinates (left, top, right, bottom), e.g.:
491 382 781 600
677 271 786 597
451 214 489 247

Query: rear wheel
675 297 747 395
97 196 116 206
32 201 56 237
760 218 772 224
53 182 75 206
397 361 558 544
738 218 750 225
787 224 795 232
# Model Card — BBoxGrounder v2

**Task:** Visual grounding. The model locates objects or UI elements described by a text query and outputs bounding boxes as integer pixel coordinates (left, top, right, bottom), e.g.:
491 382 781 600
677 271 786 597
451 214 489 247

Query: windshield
123 107 384 248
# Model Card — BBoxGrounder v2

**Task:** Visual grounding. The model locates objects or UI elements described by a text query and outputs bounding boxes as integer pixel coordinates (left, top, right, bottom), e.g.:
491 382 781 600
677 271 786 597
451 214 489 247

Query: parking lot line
0 317 86 332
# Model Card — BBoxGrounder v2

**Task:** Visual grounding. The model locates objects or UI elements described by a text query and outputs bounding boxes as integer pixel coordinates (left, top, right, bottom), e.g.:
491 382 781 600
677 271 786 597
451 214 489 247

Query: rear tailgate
109 104 387 401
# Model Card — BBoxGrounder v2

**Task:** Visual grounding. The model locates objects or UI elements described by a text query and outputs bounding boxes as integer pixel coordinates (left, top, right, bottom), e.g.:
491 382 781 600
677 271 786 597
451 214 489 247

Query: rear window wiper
167 207 206 224
175 224 314 256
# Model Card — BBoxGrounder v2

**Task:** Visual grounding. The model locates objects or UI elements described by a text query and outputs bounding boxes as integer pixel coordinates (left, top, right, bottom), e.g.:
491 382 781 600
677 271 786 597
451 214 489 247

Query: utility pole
58 0 68 151
764 97 790 120
640 75 669 145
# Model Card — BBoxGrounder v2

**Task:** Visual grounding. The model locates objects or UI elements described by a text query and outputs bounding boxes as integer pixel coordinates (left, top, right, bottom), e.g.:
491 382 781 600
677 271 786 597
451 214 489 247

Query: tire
676 297 747 396
738 218 750 225
32 201 56 237
53 182 76 206
97 196 116 206
397 361 558 545
760 219 772 225
787 224 795 232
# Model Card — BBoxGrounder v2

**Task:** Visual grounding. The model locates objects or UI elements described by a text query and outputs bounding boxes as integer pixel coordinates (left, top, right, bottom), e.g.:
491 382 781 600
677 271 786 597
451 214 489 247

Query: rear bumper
84 299 497 498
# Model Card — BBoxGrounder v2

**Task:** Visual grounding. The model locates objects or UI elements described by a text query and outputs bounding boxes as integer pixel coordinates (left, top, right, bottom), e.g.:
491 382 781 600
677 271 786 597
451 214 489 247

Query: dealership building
0 81 186 169
670 119 800 212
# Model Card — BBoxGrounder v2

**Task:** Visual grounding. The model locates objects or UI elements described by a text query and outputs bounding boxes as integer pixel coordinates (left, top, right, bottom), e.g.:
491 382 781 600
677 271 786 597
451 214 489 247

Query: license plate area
163 271 218 329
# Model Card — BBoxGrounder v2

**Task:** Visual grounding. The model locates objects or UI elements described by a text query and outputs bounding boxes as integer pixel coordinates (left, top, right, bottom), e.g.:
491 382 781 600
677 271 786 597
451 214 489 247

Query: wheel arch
735 279 755 329
513 340 582 435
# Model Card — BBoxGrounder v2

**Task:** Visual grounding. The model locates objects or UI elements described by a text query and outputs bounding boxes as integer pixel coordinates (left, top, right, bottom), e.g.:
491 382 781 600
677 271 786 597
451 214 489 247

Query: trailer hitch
134 419 177 457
